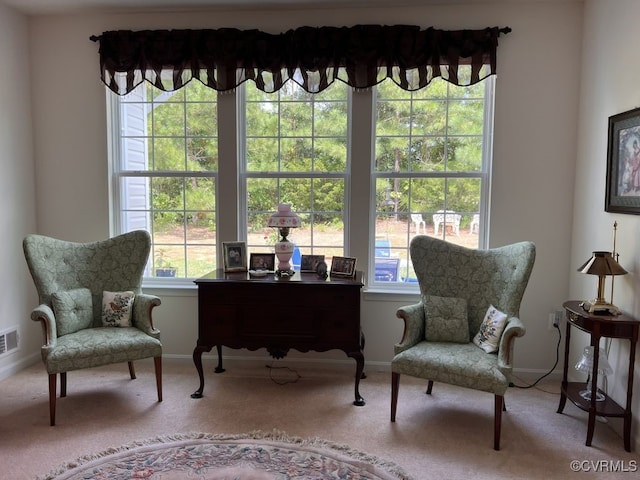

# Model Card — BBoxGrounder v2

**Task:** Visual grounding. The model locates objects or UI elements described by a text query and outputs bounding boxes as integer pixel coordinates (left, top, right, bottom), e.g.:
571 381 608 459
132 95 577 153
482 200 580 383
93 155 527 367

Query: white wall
0 4 40 378
4 0 636 452
572 0 640 450
22 2 582 374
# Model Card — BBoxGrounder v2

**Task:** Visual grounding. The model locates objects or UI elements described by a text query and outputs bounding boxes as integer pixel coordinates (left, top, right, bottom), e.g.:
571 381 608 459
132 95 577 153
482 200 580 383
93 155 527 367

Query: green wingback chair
23 230 162 426
391 235 535 450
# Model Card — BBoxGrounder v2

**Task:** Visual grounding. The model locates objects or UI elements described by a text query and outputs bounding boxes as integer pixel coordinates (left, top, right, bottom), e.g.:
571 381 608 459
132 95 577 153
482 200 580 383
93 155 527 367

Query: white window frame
106 73 495 292
367 76 495 290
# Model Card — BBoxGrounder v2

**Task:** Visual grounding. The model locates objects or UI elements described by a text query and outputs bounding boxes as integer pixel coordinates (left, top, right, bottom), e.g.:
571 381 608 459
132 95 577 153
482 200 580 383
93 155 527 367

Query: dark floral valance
90 25 510 95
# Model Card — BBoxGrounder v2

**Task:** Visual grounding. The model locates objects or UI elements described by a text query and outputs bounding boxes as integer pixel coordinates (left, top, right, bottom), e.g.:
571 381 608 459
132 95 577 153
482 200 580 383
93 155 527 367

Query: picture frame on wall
330 256 357 278
605 106 640 214
222 241 247 272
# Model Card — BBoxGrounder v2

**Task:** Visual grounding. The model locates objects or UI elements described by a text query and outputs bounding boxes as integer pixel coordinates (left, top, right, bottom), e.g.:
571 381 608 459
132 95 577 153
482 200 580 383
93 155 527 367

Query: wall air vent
0 327 19 356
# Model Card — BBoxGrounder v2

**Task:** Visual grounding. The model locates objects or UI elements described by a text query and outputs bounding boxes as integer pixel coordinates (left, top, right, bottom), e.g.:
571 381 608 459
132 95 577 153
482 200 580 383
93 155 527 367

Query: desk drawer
239 307 315 337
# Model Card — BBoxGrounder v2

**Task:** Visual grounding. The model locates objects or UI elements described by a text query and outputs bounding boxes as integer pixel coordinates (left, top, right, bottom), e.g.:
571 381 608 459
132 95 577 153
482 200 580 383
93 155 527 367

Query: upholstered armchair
391 235 535 450
23 230 162 426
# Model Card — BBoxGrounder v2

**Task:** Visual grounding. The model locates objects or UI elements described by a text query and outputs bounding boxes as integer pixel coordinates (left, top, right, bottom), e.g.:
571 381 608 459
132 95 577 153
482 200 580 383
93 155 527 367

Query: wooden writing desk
191 269 366 406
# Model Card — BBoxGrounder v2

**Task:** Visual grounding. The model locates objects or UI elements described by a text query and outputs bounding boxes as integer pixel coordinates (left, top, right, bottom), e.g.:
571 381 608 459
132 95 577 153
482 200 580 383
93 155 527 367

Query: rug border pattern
37 430 412 480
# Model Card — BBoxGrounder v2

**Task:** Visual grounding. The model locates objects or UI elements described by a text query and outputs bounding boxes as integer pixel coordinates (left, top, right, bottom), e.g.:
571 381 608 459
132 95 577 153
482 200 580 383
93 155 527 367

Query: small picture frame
300 254 325 273
249 253 275 271
222 241 247 272
330 256 357 277
606 106 640 214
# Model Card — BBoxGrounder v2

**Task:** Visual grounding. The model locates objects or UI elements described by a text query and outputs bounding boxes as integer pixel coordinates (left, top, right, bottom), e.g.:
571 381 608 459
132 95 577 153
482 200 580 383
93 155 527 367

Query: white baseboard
0 351 40 382
162 353 392 373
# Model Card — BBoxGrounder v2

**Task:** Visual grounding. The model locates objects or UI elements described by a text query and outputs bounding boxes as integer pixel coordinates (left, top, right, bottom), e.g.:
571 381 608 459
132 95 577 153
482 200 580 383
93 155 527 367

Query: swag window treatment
90 25 510 95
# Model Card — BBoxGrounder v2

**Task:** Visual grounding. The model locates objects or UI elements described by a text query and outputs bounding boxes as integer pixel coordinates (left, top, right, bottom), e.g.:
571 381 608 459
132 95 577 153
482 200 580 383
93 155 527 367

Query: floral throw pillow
423 295 469 343
473 304 508 353
101 291 135 327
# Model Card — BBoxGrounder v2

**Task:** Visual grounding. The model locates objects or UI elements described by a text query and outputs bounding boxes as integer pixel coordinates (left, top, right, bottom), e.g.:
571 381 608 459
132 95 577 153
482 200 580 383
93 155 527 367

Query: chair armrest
30 304 57 348
497 316 526 369
394 303 425 354
133 293 162 338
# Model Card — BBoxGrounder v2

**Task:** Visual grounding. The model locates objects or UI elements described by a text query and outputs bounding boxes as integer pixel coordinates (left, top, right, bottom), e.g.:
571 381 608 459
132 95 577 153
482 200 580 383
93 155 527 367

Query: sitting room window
241 79 350 263
372 74 493 284
108 75 218 279
96 25 509 285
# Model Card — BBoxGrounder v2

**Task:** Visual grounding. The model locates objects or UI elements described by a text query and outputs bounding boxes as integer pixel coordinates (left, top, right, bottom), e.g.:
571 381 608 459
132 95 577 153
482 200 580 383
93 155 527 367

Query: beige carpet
0 358 638 479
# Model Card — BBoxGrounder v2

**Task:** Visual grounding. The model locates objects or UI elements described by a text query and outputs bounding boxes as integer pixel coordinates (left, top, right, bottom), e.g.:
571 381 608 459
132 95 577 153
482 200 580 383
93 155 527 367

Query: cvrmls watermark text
570 460 637 473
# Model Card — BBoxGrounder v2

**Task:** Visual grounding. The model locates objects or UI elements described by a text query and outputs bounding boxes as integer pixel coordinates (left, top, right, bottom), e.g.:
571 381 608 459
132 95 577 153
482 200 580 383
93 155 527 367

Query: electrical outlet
548 311 563 330
554 310 564 328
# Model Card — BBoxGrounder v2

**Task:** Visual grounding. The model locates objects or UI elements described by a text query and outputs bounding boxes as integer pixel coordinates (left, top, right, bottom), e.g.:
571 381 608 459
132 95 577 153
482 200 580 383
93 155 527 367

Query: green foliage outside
128 71 487 277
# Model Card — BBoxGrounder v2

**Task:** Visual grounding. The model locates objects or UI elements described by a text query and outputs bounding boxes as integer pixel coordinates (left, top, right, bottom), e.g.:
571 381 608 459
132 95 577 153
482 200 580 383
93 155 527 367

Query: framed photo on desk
249 252 275 271
223 241 247 272
330 256 357 277
300 254 325 273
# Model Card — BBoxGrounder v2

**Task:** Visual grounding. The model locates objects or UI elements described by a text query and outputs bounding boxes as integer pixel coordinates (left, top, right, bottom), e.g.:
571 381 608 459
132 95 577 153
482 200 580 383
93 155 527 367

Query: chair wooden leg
128 361 136 379
48 374 57 426
494 394 503 450
60 372 67 397
391 372 400 421
426 380 434 395
154 356 163 402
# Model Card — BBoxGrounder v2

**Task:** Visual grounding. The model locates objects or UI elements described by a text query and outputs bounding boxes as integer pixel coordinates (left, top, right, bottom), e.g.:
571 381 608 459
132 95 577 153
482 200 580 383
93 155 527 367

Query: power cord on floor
265 361 302 385
509 322 562 391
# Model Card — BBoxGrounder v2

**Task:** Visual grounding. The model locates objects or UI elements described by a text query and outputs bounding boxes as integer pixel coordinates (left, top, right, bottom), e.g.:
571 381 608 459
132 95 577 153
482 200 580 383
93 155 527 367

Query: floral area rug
38 430 412 480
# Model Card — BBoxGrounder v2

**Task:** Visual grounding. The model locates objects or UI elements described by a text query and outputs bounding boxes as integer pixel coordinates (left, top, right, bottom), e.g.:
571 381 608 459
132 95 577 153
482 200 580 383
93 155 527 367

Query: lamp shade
575 345 613 402
575 346 613 376
267 204 301 229
577 251 627 276
577 251 627 314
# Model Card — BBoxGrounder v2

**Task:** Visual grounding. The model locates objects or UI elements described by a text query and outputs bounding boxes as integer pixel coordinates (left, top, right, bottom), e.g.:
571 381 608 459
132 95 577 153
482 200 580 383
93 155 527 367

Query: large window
371 75 493 284
110 76 218 279
242 80 350 263
109 71 494 287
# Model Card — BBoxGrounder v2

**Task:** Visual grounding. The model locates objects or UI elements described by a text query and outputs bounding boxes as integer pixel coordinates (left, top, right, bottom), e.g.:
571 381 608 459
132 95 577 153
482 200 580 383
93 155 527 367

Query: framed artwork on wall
606 106 640 214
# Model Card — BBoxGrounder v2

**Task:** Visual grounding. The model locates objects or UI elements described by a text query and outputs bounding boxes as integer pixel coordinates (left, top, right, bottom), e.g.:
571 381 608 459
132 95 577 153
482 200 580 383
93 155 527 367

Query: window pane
153 103 184 136
243 77 349 261
315 138 347 171
247 178 278 213
113 77 219 279
186 137 218 171
246 101 278 136
153 138 186 171
281 138 313 171
246 138 279 171
281 102 312 137
315 101 348 137
372 77 492 284
186 103 217 136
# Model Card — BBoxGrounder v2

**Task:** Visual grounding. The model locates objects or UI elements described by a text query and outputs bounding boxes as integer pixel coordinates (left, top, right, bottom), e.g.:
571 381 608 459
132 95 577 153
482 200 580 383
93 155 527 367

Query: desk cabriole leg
191 344 212 399
214 344 225 373
348 350 366 406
